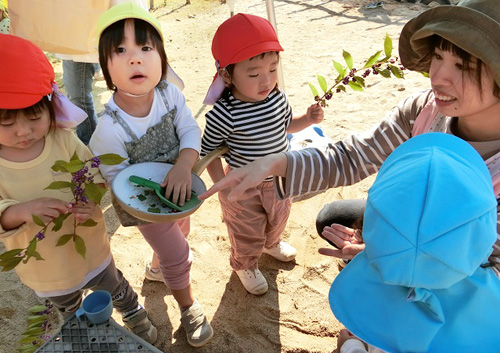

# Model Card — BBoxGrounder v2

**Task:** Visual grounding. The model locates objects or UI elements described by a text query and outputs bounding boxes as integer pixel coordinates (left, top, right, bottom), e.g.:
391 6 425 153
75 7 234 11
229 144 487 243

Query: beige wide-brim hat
399 0 500 87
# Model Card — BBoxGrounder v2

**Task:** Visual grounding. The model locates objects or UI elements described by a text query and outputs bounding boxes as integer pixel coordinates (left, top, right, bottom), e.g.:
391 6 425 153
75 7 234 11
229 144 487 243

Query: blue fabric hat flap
329 133 500 352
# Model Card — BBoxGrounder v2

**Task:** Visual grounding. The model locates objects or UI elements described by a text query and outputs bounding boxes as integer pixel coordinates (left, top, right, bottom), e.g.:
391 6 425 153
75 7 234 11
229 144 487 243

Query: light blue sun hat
329 133 500 352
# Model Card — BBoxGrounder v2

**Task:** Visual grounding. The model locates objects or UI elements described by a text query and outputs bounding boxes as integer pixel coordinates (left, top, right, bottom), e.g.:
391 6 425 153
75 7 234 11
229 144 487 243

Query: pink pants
137 218 191 290
219 180 292 271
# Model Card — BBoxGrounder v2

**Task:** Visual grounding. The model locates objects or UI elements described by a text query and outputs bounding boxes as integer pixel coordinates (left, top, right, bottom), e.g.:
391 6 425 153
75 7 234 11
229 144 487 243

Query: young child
89 3 213 347
327 133 500 352
0 34 157 344
201 13 324 295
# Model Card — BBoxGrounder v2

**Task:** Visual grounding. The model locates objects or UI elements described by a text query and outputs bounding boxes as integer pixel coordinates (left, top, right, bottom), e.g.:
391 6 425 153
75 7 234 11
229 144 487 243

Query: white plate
112 162 206 222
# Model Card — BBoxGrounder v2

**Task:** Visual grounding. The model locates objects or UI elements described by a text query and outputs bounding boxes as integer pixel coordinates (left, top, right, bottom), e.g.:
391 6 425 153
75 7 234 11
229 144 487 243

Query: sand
0 0 446 352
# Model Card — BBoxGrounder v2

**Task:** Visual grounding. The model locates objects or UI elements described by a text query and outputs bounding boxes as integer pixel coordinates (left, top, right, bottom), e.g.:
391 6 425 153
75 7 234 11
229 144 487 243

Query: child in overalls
88 3 213 347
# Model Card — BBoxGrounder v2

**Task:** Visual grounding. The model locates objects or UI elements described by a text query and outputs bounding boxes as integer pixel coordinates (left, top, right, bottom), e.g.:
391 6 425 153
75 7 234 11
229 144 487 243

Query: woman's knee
315 199 366 235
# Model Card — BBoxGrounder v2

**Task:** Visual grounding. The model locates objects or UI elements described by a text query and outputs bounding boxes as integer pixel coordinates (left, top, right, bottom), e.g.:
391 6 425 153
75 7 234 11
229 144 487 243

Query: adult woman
199 0 500 273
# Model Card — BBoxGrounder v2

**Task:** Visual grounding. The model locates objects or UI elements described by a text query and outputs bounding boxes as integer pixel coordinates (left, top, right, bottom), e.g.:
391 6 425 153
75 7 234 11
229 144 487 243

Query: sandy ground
0 0 447 352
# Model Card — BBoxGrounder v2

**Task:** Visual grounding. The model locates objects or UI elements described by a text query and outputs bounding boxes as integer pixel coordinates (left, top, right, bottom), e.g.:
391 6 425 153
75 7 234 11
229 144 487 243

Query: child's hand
318 224 365 259
337 329 363 353
69 200 98 223
14 198 71 225
306 103 324 125
161 163 192 207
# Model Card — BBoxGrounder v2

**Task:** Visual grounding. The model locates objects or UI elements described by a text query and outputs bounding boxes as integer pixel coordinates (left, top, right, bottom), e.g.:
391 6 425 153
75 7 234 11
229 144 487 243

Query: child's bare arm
161 148 199 206
287 103 324 133
0 198 71 230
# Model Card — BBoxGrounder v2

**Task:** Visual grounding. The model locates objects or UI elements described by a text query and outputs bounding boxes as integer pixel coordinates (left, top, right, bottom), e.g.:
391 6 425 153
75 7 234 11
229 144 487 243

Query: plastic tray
35 314 163 353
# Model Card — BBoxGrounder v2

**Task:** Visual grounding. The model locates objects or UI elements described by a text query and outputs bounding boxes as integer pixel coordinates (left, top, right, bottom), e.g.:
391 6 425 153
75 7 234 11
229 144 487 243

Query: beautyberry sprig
0 153 126 271
309 34 406 107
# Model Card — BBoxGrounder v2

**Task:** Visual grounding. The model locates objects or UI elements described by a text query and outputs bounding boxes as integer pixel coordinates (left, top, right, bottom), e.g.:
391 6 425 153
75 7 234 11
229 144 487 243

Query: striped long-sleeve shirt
201 90 293 175
276 89 500 268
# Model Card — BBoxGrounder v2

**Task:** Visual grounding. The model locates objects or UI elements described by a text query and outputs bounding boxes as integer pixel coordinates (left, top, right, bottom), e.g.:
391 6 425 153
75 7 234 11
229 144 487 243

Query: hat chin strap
119 89 150 98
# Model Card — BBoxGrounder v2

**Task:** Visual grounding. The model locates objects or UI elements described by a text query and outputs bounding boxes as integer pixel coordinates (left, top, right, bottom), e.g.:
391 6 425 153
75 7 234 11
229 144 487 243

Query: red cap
0 34 55 109
204 13 283 105
212 13 283 68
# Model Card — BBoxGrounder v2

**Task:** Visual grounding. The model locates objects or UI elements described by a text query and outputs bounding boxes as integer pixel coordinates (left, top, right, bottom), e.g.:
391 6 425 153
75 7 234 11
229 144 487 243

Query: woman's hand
318 223 365 259
199 153 287 202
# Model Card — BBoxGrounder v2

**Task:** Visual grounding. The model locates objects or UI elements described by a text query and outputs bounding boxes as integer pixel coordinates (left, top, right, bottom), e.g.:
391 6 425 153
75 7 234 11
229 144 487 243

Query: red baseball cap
203 13 283 105
0 34 87 127
0 34 54 109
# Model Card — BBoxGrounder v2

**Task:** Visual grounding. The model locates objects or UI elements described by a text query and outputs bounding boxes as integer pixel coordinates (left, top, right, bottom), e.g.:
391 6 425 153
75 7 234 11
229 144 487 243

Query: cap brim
329 251 500 352
0 93 45 109
399 5 500 86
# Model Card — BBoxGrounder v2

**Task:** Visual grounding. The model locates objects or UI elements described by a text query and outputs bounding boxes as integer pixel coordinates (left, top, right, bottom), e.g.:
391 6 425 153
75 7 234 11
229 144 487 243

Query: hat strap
407 287 445 322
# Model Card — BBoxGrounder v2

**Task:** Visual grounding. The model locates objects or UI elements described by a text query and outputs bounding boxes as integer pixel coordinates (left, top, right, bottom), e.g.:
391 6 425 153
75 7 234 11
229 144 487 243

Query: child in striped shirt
201 13 323 295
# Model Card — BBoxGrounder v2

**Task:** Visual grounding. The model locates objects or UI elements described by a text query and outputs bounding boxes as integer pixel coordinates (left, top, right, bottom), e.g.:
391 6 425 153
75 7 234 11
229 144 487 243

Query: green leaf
342 50 353 70
308 82 319 98
0 256 23 271
29 305 48 314
333 60 345 76
84 182 107 205
32 215 45 227
24 326 44 336
348 81 364 92
353 76 366 88
379 69 391 78
0 248 24 260
70 151 81 162
317 74 328 93
389 64 404 78
97 153 128 165
44 181 74 191
56 234 74 247
19 335 42 344
30 251 44 261
51 160 70 172
63 160 86 173
27 315 47 326
18 344 39 353
337 84 346 92
384 34 392 58
52 213 71 232
75 235 86 258
78 219 98 227
26 239 37 257
362 50 382 69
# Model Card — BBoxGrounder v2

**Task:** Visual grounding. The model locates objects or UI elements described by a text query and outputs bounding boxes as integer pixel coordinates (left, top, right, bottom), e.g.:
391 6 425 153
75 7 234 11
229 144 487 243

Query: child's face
226 52 279 102
430 48 500 122
0 108 50 158
107 20 162 99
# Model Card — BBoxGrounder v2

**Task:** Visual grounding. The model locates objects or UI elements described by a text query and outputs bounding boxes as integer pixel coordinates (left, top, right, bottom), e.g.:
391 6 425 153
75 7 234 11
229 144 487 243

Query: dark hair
220 51 281 103
0 96 56 131
425 36 500 98
98 18 168 91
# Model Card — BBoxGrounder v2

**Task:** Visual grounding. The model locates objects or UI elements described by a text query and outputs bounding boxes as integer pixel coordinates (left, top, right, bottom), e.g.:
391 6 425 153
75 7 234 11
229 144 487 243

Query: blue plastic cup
76 290 113 324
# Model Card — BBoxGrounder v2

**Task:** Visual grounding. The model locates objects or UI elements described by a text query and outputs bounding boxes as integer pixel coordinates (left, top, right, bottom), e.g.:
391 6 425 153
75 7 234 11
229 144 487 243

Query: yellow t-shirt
0 129 110 292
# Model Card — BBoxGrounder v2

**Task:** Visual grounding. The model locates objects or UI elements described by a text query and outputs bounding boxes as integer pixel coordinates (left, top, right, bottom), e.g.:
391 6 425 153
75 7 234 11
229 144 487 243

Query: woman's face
429 48 500 121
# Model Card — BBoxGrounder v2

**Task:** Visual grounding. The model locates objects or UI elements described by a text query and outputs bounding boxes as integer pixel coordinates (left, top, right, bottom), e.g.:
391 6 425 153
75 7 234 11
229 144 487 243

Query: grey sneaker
123 307 157 344
144 262 163 282
180 299 214 347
